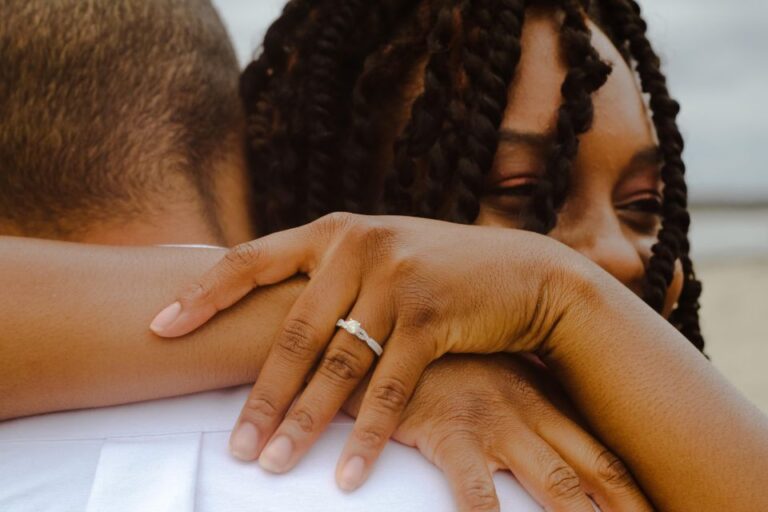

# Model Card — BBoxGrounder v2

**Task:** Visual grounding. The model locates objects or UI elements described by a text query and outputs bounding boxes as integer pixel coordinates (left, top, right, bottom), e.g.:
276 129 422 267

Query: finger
431 434 500 512
540 417 652 511
150 224 316 337
497 429 595 512
335 329 434 491
258 295 394 473
228 260 361 462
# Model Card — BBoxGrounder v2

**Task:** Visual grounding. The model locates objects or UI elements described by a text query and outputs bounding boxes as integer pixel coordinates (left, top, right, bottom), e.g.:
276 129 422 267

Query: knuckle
323 211 355 229
428 389 494 428
391 252 424 282
443 408 486 427
429 429 477 465
316 212 356 239
318 347 365 382
361 222 397 254
336 218 398 267
393 271 443 329
371 377 409 413
277 317 317 360
402 298 440 330
594 449 633 490
243 395 279 422
545 464 583 501
341 218 372 246
444 396 498 426
285 407 316 434
461 478 500 511
224 242 263 270
354 426 386 450
503 371 542 406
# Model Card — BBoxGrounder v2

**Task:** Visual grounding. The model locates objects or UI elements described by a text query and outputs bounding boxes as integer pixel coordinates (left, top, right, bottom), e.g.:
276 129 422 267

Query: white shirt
0 385 542 511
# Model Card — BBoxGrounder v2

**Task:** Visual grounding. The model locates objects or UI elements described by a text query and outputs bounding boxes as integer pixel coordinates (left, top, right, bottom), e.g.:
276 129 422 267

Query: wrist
532 250 607 360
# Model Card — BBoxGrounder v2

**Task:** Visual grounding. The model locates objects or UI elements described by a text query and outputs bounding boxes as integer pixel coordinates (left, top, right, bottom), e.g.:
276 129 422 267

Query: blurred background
214 0 768 412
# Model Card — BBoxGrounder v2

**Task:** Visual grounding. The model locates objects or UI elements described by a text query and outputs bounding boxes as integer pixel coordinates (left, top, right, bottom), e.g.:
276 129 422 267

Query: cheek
476 201 683 316
663 259 685 319
474 203 527 229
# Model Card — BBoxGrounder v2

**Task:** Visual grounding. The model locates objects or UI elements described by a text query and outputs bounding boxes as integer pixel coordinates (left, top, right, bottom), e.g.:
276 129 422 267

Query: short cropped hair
0 0 242 236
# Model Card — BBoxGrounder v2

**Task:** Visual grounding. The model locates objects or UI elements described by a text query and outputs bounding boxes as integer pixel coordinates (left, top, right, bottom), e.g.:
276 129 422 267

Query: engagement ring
336 318 383 356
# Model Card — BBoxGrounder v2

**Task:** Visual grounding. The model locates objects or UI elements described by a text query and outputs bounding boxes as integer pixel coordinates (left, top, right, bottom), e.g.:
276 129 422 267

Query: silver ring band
336 318 383 357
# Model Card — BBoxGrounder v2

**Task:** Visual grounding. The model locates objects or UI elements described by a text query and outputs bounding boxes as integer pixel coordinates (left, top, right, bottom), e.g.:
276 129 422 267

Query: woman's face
473 8 683 315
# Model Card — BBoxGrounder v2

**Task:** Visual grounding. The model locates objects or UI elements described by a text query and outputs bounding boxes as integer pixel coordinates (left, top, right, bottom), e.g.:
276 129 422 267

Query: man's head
0 0 252 244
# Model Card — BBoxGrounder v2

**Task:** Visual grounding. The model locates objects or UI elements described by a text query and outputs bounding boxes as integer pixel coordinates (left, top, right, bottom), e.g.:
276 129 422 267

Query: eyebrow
622 146 662 180
497 129 662 184
497 129 553 152
500 129 661 167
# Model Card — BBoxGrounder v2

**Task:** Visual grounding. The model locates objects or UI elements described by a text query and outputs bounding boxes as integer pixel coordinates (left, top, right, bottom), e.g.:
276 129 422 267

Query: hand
149 213 586 490
374 354 652 512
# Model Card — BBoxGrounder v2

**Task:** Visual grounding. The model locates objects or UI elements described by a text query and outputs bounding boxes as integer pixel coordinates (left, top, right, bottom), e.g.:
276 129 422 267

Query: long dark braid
525 0 612 233
241 0 315 233
342 2 425 213
602 0 705 351
383 1 462 216
261 0 424 224
412 3 469 220
301 0 370 222
446 0 526 224
241 0 706 352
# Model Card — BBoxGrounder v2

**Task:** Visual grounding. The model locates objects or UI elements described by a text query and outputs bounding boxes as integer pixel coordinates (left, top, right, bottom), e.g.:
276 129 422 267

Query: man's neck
0 204 248 248
72 214 225 247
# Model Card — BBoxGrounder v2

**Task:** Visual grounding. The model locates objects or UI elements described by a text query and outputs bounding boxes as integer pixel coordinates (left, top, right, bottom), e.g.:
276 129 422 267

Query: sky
214 0 768 204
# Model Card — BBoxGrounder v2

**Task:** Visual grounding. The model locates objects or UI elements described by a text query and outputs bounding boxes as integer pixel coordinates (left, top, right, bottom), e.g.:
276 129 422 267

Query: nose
552 215 646 292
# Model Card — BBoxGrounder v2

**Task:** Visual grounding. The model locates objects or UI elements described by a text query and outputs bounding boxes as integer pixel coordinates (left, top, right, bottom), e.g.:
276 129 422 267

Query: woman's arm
543 261 768 511
0 235 651 512
153 214 768 510
0 236 303 420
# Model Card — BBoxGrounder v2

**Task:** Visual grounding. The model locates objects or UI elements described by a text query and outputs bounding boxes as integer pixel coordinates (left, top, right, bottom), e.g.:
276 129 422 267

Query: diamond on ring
336 318 383 357
345 320 361 335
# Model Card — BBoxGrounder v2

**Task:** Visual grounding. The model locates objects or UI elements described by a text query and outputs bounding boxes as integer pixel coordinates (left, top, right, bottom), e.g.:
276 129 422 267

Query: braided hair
602 0 705 352
241 0 705 353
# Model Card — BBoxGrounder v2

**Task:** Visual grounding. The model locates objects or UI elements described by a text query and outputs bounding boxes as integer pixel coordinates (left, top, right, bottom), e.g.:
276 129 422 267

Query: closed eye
617 195 663 235
619 197 662 215
486 183 539 197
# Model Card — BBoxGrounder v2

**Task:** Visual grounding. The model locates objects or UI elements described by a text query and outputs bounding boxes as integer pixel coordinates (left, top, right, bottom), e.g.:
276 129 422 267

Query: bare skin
151 10 768 512
1 6 766 512
0 239 299 417
0 236 650 512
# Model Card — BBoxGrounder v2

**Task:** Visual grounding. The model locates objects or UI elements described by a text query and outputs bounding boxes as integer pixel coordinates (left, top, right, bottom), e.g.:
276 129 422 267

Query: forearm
0 237 303 420
544 261 768 510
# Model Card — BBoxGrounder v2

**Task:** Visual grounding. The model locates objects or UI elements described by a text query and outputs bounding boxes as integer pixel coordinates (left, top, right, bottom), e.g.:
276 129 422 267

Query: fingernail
149 302 181 334
338 456 366 491
229 422 260 461
259 436 293 473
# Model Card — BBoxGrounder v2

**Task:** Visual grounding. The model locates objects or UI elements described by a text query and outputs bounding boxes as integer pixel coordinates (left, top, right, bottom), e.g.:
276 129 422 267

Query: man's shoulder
0 386 540 511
